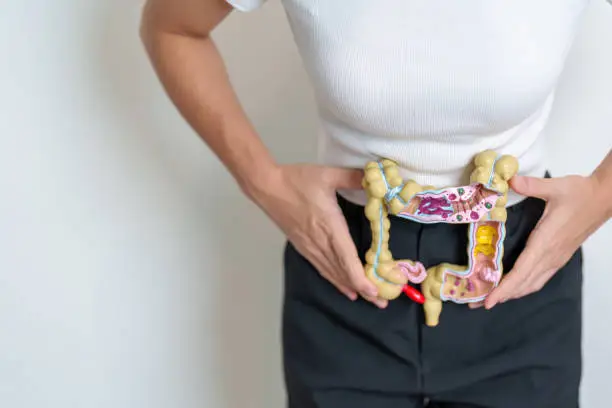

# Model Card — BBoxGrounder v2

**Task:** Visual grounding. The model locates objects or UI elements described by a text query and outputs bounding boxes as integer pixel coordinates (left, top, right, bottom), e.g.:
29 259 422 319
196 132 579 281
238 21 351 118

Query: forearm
140 25 278 198
591 149 612 219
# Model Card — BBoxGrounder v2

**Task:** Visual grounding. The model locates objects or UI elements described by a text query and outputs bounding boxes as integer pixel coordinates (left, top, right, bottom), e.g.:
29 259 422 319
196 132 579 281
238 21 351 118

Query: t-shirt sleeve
225 0 267 12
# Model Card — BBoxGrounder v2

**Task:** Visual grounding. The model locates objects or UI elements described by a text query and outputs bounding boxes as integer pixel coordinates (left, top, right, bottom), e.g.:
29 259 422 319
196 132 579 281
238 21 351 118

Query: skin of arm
483 149 612 308
139 0 385 306
592 150 612 218
139 0 277 199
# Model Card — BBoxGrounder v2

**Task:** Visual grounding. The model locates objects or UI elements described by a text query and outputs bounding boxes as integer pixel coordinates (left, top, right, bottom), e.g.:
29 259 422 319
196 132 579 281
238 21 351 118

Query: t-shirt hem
337 165 546 209
225 0 263 12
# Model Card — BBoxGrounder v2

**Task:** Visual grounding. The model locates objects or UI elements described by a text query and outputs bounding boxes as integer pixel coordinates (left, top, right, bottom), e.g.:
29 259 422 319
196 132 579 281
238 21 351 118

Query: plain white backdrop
0 1 610 407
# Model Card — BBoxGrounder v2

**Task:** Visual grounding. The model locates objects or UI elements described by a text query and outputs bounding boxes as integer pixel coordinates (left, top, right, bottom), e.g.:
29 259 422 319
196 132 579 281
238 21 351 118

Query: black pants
282 194 582 408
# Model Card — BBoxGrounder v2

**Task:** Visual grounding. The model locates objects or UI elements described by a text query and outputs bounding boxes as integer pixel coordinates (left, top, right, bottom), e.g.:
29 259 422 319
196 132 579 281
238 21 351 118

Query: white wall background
0 1 610 407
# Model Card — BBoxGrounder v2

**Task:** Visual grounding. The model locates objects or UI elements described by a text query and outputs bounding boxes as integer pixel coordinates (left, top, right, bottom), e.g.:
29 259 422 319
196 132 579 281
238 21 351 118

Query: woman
139 1 611 406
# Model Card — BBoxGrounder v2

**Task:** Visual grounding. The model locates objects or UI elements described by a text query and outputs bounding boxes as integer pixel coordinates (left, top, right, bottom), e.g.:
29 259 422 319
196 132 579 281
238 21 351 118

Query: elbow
139 15 210 52
138 22 148 50
138 1 219 54
138 10 154 53
139 3 164 54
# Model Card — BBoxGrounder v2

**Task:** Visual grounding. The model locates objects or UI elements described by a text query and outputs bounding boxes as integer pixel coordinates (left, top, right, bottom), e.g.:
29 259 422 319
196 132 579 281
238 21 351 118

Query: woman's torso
231 0 591 205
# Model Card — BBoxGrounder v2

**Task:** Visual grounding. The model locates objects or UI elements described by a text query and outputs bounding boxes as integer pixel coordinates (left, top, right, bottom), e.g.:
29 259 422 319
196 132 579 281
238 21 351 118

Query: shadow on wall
89 1 317 407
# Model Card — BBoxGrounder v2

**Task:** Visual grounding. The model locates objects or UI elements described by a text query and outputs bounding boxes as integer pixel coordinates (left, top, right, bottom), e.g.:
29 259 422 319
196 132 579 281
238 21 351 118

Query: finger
329 221 381 302
486 258 550 308
294 243 359 301
333 233 388 309
469 301 485 309
510 175 556 201
324 167 365 190
320 270 358 301
306 247 359 301
512 267 558 300
361 293 388 309
333 264 387 308
322 201 386 309
485 264 526 309
485 267 530 309
485 255 538 309
485 221 553 308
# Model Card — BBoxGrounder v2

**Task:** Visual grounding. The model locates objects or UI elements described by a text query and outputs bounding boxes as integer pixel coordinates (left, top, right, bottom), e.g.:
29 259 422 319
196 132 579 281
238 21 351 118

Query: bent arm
139 0 278 198
592 149 612 219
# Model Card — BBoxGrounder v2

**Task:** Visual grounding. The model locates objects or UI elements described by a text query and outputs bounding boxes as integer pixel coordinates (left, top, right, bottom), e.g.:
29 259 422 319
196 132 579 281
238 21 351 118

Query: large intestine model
362 150 519 327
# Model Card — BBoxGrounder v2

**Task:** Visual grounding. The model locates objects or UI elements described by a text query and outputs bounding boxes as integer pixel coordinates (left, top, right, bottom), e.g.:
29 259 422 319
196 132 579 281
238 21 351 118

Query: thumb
324 167 365 190
510 175 555 200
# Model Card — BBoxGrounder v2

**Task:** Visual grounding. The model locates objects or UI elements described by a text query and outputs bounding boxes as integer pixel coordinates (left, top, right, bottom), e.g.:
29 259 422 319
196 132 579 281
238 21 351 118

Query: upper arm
140 0 235 39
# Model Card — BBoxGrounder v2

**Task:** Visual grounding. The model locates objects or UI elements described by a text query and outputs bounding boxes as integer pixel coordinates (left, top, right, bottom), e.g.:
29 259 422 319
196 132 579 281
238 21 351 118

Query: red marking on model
402 285 425 304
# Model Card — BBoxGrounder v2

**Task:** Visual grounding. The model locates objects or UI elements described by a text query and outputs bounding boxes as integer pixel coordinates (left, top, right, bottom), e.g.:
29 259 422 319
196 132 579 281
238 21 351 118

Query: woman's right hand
249 164 388 309
139 0 385 307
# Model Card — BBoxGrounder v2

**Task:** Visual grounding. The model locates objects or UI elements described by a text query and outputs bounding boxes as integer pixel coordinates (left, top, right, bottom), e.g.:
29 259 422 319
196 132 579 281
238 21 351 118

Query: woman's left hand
479 173 610 309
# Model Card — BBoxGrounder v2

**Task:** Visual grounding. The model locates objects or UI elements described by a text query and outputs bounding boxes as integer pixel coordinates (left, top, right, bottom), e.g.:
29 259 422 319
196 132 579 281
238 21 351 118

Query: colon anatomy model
362 150 519 327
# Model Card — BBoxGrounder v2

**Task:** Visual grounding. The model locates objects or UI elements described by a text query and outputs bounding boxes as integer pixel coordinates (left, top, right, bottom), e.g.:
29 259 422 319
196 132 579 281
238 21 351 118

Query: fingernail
367 289 378 297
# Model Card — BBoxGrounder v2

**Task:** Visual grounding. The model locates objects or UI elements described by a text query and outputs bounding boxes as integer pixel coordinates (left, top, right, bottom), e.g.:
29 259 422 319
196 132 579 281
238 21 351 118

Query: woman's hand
249 164 388 308
483 173 610 309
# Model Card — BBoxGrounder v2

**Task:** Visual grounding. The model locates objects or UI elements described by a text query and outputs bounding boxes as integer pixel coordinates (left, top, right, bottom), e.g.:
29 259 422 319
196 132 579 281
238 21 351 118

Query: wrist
236 160 283 203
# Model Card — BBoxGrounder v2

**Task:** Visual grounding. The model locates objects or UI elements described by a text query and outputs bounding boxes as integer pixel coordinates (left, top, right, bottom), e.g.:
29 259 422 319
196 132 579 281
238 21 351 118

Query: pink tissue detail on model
398 183 500 224
477 263 501 283
417 196 453 218
397 261 428 284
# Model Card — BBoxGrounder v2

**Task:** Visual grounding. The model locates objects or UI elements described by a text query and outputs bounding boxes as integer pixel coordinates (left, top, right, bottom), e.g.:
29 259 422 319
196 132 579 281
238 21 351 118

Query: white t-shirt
226 0 595 206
